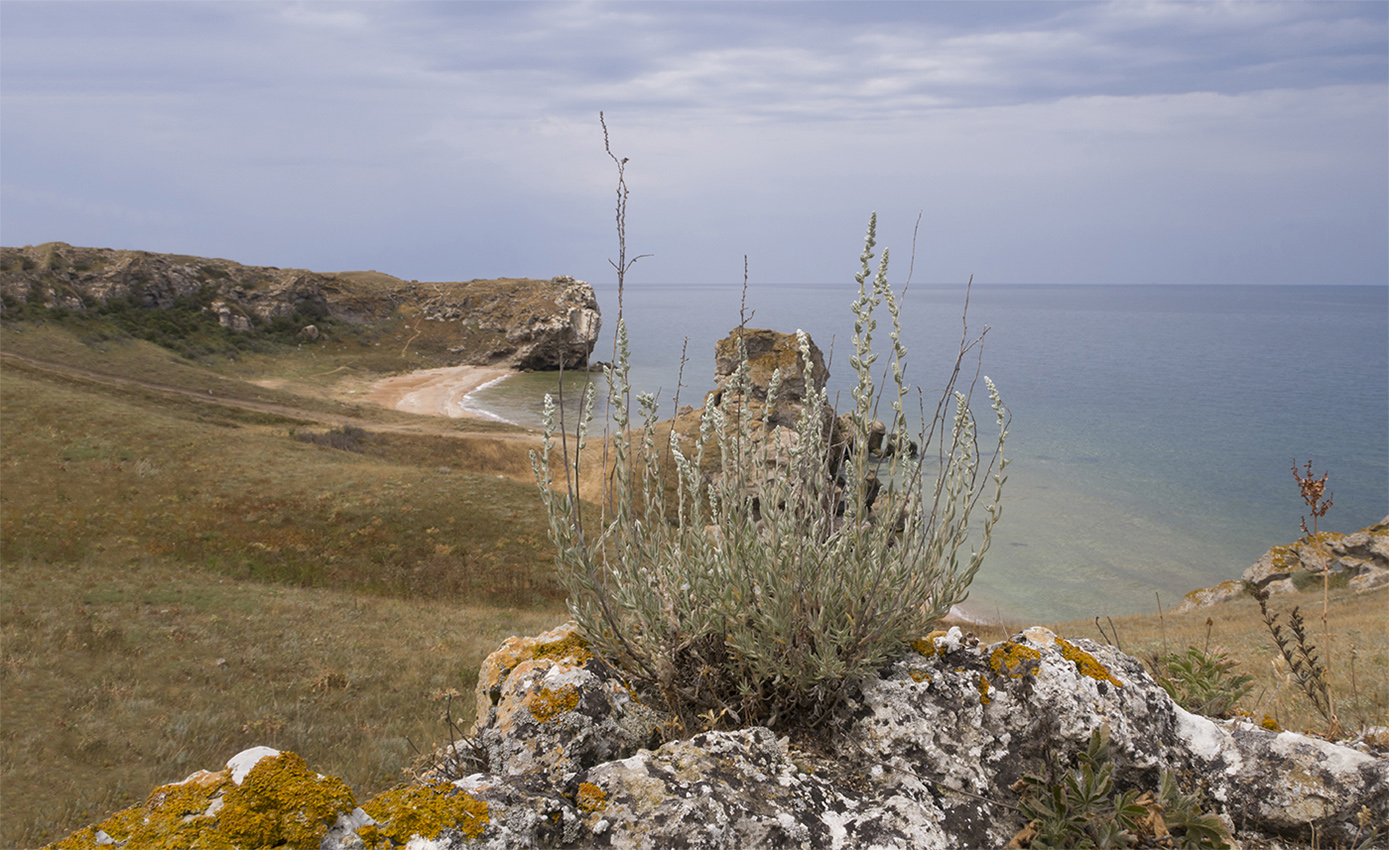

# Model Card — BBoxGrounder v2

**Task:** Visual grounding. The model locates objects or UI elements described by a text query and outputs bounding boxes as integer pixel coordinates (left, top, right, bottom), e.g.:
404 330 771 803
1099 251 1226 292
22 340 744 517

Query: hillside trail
2 351 616 497
0 350 544 443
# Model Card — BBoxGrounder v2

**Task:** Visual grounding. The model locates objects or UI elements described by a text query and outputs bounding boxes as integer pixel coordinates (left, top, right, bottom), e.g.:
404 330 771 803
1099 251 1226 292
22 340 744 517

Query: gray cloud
2 1 1384 285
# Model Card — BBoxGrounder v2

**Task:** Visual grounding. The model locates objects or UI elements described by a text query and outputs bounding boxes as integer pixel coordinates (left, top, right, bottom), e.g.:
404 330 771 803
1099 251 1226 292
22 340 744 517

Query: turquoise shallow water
472 283 1388 623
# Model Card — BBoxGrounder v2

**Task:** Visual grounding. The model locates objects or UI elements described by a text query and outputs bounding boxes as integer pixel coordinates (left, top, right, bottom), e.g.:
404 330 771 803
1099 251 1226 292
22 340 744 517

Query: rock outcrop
0 242 600 369
50 623 1388 849
1174 516 1389 614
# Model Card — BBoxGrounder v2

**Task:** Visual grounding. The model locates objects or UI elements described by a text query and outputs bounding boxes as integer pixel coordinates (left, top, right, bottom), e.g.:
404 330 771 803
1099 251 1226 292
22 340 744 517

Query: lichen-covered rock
470 621 667 781
53 625 1389 849
713 327 829 407
46 747 357 850
1172 578 1251 614
848 625 1388 847
1242 517 1389 593
573 726 947 850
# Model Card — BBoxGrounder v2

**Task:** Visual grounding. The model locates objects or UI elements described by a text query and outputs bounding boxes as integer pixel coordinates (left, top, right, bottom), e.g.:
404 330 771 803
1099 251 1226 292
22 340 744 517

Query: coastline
364 365 517 420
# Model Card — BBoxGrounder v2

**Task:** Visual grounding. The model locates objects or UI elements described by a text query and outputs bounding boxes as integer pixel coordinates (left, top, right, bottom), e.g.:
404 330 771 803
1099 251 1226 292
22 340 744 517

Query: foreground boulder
49 624 1388 849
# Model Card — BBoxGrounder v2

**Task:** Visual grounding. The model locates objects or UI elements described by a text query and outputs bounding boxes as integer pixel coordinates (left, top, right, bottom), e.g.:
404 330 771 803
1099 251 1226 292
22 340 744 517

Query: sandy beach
364 365 515 419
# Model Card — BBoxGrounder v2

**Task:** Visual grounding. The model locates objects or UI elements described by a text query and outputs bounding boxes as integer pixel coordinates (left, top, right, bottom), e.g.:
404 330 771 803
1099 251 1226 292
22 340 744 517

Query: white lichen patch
1173 706 1229 763
226 746 281 785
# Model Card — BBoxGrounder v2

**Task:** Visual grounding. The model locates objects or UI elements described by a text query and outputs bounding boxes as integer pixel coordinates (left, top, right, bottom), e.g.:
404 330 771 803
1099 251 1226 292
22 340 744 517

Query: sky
2 1 1386 287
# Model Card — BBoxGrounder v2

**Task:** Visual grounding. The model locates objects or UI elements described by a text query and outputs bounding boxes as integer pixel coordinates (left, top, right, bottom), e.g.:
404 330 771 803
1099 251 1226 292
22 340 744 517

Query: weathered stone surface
0 242 600 369
713 327 828 405
469 621 666 781
1241 517 1389 592
573 727 947 849
1172 578 1251 614
429 274 601 369
1176 518 1389 612
53 625 1389 849
457 623 1388 848
46 747 358 850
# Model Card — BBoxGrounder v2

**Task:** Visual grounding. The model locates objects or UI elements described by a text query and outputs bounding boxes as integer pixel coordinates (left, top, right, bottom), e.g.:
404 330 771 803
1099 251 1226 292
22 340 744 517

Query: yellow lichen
44 751 354 850
1055 638 1123 687
529 685 581 723
1261 714 1282 732
911 630 949 658
977 675 992 705
533 631 593 664
909 669 930 684
989 641 1042 679
218 751 357 848
360 782 490 846
576 781 607 813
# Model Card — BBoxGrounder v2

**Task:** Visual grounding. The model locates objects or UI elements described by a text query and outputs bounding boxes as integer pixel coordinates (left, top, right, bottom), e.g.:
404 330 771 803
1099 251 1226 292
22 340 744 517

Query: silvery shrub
532 214 1008 731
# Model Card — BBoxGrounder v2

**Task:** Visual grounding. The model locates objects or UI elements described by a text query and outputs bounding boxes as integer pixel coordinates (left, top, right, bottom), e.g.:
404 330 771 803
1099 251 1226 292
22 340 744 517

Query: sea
469 283 1388 624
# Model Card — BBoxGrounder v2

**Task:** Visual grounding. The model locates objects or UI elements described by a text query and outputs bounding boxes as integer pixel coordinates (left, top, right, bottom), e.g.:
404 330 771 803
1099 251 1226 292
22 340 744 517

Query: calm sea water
474 283 1389 623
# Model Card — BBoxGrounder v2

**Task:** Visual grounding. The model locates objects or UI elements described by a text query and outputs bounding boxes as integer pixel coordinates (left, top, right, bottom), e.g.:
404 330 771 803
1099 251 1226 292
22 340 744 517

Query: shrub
295 425 372 453
531 214 1008 732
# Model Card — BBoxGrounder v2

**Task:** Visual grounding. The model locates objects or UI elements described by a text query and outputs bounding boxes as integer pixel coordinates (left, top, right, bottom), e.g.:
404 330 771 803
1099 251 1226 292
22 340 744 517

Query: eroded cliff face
0 242 600 369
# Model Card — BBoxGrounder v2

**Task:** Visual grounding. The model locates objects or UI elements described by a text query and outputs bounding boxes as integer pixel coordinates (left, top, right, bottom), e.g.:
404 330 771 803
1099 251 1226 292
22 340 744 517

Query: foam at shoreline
459 374 518 423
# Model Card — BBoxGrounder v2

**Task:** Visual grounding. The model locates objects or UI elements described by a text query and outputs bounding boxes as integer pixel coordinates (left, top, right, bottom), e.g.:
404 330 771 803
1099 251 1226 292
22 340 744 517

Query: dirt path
0 351 539 445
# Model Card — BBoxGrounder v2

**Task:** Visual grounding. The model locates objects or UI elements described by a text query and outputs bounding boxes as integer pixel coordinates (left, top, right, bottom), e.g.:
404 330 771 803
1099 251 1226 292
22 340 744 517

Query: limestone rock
1242 517 1388 592
459 623 1387 848
46 747 358 850
713 328 828 404
469 621 667 781
1172 578 1251 614
54 625 1388 849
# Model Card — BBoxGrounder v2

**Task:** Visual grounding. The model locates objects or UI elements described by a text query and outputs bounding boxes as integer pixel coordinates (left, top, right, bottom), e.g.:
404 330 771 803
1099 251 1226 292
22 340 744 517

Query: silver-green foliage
530 215 1008 730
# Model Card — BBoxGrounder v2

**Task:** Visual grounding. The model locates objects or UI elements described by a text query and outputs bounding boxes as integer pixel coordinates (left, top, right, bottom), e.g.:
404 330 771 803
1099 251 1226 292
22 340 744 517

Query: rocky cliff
1174 517 1389 614
0 242 600 369
47 623 1388 849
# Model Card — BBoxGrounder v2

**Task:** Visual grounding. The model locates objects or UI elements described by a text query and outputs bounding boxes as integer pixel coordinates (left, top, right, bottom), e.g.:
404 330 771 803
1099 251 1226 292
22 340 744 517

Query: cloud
1 1 1384 285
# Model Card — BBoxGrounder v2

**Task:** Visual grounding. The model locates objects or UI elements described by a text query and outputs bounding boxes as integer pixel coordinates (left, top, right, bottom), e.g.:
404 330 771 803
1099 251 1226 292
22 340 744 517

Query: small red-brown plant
1291 459 1338 733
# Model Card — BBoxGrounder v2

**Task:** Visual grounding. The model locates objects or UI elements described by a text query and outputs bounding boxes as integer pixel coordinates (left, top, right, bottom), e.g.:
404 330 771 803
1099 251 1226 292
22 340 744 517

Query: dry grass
1 349 555 605
1047 586 1388 737
3 321 1385 847
0 556 564 848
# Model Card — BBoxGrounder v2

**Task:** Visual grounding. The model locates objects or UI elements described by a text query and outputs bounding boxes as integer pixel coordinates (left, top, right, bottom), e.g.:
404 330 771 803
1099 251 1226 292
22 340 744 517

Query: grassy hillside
2 318 1384 847
0 321 569 846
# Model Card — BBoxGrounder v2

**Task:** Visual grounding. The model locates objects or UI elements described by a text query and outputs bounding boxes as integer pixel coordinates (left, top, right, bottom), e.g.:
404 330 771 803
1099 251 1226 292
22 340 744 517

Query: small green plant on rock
1011 727 1230 850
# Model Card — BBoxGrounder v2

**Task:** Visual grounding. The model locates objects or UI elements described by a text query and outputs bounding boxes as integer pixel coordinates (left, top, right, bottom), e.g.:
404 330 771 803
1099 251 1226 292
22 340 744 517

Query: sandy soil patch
364 365 515 419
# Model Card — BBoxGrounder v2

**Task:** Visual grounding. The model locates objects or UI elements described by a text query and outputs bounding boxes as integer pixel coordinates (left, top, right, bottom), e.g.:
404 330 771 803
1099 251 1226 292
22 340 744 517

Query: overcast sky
2 1 1385 286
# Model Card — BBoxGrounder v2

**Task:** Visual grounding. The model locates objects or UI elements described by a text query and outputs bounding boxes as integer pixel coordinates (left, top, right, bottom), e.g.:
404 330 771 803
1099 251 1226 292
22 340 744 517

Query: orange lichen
989 641 1042 679
576 781 607 813
360 782 490 846
529 685 581 723
1055 638 1123 687
44 751 355 850
912 630 949 658
909 669 930 684
533 631 593 664
218 751 356 847
1261 714 1282 732
977 675 992 705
